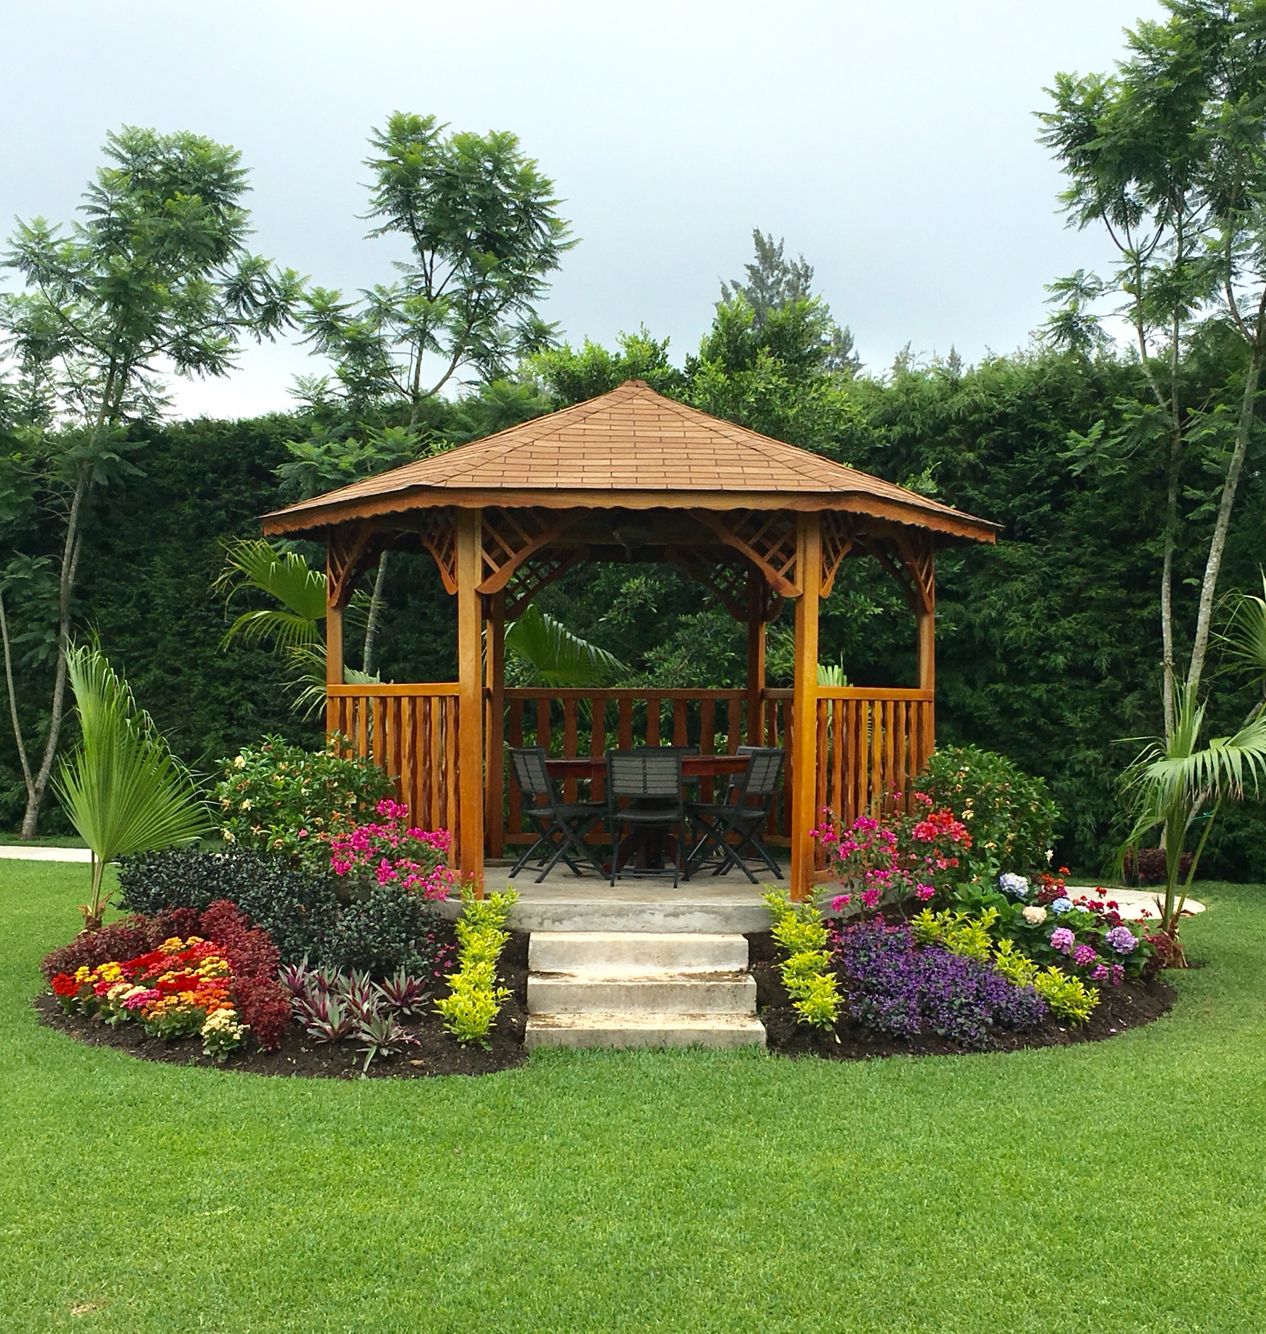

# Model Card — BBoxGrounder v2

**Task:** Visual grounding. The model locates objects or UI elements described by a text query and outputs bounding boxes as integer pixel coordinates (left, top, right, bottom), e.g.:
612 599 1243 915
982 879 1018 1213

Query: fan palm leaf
503 604 628 688
54 644 212 927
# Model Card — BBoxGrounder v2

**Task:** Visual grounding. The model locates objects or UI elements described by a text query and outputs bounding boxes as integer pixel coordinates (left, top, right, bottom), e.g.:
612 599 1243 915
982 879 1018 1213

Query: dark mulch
746 930 1178 1061
34 930 531 1080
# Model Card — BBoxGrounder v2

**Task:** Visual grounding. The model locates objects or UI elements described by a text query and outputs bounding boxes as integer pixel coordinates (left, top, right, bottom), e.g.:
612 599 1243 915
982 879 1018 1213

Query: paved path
1067 885 1205 921
0 845 92 863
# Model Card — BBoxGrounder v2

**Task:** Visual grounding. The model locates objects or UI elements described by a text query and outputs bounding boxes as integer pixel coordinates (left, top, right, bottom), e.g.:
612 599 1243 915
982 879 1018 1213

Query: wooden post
485 589 506 859
324 545 345 738
915 551 936 768
455 510 485 890
789 513 822 901
745 568 767 747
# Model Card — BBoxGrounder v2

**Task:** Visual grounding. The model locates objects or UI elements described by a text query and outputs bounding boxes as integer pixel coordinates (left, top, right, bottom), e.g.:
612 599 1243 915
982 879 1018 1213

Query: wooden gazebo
263 379 997 897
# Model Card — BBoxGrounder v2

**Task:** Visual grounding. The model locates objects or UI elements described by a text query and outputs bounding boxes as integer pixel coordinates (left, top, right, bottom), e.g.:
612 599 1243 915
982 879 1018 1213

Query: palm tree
1121 684 1266 964
54 644 211 930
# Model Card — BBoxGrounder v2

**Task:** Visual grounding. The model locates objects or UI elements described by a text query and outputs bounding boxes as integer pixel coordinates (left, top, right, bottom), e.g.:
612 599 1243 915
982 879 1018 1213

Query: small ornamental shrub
953 873 1159 980
117 847 341 965
763 890 842 1032
815 798 971 911
435 886 517 1048
1124 846 1192 885
915 745 1059 882
41 910 200 982
1032 967 1099 1023
329 800 453 902
211 736 395 870
833 918 1049 1047
322 882 454 979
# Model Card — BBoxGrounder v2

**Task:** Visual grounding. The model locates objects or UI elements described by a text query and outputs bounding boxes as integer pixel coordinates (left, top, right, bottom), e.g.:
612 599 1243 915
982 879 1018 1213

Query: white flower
1022 905 1047 925
233 754 247 770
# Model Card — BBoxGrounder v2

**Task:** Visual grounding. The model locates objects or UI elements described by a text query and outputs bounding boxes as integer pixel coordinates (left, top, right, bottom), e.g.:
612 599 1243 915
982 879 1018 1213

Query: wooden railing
811 687 934 830
328 683 462 849
329 682 934 863
499 688 755 850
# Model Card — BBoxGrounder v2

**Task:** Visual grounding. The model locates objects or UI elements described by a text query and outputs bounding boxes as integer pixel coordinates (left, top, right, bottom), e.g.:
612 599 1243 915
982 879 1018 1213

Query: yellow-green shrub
1033 966 1099 1023
435 885 517 1048
764 890 841 1032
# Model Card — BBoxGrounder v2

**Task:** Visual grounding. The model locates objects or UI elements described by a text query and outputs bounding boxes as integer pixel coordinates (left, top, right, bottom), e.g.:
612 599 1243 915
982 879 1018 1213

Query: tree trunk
361 551 389 676
1159 423 1182 741
1185 349 1264 703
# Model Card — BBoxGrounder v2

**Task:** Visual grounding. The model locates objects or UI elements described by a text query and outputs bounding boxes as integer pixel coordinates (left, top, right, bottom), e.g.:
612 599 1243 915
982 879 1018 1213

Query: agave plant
355 1011 420 1073
295 991 356 1043
54 644 212 930
373 968 431 1015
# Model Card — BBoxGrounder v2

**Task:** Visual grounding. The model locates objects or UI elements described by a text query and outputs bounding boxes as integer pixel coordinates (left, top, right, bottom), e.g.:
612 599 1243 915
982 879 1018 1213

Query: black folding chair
508 747 606 883
687 746 785 883
606 751 691 888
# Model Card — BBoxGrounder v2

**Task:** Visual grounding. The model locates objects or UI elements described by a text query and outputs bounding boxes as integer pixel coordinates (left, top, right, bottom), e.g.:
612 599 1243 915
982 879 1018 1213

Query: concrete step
525 1011 767 1050
527 971 757 1016
529 930 749 974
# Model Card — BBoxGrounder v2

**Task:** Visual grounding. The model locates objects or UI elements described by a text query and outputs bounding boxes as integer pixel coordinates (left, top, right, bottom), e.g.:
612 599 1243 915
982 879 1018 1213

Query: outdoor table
545 752 751 872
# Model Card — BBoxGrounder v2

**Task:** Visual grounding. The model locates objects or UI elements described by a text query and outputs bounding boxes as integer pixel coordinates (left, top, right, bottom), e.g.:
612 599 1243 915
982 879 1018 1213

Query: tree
1039 0 1266 740
292 112 576 665
0 128 301 838
721 229 861 375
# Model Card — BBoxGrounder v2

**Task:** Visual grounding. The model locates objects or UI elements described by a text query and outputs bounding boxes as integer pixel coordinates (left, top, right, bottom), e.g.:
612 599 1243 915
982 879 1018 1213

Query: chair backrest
607 750 683 803
509 746 555 805
735 747 784 800
630 744 700 757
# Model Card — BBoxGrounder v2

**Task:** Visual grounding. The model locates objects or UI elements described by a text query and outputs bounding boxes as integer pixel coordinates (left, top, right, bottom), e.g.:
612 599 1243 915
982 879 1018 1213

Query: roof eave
261 486 999 545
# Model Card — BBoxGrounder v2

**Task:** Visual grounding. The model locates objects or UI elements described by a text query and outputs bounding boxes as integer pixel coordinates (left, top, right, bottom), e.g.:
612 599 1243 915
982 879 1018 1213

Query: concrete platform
469 874 778 934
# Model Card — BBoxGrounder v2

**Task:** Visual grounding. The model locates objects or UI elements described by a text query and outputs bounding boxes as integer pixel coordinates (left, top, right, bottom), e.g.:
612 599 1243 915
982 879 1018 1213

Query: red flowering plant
45 899 292 1058
329 799 454 902
814 792 973 917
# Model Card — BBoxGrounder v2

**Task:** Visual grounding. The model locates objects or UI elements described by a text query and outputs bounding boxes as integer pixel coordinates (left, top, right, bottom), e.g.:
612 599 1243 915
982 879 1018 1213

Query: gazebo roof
263 379 998 544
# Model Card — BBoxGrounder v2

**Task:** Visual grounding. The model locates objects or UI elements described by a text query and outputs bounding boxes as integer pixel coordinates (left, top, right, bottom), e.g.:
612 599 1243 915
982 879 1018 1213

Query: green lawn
2 864 1263 1332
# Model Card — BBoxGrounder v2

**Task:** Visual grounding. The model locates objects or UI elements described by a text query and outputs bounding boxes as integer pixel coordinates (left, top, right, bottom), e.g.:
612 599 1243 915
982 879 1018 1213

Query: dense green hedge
3 351 1262 876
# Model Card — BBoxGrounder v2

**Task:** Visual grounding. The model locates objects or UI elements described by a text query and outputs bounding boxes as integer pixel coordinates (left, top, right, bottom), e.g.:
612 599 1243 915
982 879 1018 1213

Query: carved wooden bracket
689 509 801 598
477 508 578 596
858 530 935 614
502 547 585 619
820 511 856 599
416 509 458 595
326 522 380 609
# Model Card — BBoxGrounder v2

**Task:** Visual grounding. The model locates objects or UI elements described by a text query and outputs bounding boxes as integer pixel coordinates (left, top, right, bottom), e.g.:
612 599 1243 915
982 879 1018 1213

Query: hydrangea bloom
998 873 1030 899
1072 943 1098 967
1106 925 1138 955
1022 905 1047 926
1050 926 1075 954
1050 897 1073 914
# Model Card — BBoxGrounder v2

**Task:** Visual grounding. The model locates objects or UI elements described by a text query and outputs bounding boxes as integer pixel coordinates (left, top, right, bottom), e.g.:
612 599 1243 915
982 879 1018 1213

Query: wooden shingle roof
263 379 997 543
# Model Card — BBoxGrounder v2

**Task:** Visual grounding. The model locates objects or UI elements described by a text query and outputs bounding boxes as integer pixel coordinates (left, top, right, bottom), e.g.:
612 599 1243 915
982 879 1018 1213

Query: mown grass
2 862 1263 1332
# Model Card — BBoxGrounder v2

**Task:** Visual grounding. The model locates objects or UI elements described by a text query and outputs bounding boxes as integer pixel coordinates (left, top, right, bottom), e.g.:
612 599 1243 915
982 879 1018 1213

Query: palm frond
503 605 628 688
1218 572 1266 693
217 539 327 651
53 644 211 921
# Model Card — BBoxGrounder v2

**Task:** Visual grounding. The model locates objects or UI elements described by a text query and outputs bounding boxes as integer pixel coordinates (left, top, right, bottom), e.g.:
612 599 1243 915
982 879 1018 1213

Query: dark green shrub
116 847 340 965
322 882 450 978
916 745 1059 883
211 736 396 872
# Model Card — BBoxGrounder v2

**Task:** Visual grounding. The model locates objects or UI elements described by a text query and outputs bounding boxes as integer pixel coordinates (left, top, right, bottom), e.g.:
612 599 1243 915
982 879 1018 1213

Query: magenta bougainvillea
329 799 454 901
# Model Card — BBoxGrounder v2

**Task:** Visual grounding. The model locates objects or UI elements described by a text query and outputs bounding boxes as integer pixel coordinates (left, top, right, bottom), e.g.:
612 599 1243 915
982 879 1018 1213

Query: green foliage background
2 345 1262 877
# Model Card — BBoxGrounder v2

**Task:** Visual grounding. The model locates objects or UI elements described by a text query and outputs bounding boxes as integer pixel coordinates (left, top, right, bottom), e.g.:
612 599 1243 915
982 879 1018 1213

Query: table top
545 753 749 780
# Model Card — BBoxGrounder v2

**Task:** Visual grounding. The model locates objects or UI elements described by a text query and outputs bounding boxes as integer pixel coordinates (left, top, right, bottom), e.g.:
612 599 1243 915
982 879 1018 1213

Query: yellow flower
240 799 253 811
233 755 247 770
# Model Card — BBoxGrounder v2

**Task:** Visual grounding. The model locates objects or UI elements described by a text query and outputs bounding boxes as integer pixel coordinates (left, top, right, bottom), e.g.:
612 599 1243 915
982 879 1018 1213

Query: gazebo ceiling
262 379 999 546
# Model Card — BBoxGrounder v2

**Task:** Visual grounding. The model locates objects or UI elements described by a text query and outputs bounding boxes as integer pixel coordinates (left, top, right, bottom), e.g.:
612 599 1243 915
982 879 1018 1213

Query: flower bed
37 900 530 1079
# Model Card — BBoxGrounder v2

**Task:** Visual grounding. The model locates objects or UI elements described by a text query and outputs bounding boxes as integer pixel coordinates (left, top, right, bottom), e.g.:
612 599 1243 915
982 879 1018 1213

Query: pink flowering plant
815 792 973 916
329 799 454 902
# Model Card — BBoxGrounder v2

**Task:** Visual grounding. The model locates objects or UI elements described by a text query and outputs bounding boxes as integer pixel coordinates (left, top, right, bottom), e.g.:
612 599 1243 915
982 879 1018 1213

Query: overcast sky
2 0 1162 420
